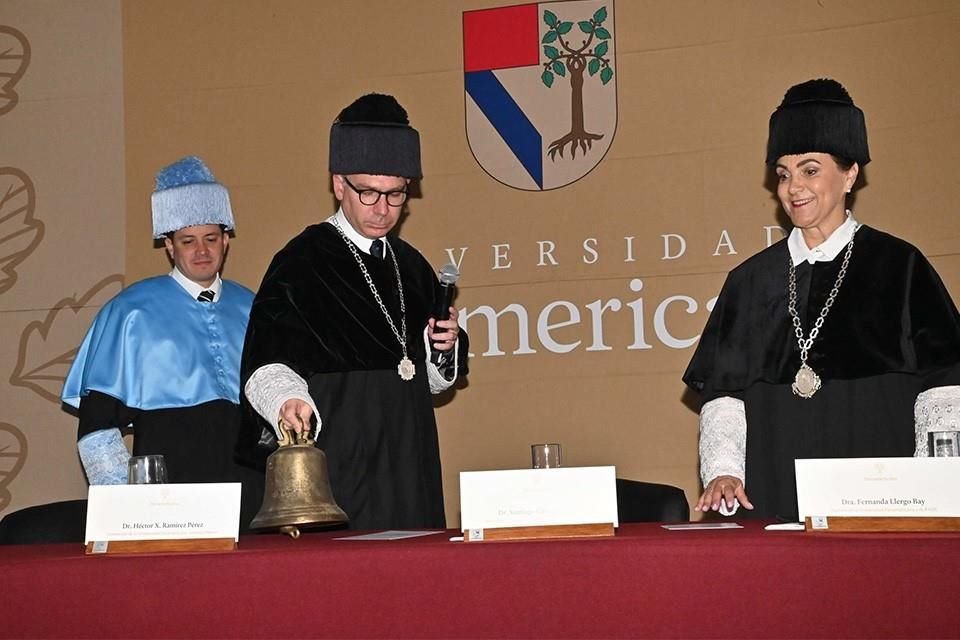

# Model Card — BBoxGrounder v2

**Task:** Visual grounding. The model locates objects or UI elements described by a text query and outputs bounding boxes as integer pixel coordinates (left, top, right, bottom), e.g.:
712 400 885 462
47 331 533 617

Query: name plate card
85 483 241 553
460 466 617 540
796 458 960 529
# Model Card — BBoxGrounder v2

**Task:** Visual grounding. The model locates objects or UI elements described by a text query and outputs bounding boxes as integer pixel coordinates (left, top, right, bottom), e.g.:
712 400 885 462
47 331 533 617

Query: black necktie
370 239 384 259
197 290 215 302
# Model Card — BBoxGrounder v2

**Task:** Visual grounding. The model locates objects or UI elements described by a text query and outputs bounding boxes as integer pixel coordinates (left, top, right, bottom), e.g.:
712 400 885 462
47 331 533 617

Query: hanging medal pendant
398 357 416 381
791 364 821 398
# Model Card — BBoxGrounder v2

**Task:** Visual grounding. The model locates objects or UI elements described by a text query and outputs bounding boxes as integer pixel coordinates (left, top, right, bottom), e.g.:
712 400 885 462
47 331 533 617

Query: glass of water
928 431 960 457
531 443 562 469
127 454 168 484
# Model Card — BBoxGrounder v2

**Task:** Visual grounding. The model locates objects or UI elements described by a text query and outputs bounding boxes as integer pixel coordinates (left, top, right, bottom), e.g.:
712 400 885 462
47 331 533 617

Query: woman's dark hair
831 155 855 171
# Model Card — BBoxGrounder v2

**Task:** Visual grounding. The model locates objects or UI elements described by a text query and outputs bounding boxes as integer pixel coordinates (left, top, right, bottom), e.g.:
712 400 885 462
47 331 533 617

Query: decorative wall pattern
0 26 30 116
0 2 125 517
0 168 43 294
0 423 27 512
0 24 37 511
11 275 124 404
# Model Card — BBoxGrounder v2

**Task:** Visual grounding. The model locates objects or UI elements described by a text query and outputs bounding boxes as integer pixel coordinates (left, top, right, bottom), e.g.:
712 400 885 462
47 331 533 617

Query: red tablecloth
3 521 957 639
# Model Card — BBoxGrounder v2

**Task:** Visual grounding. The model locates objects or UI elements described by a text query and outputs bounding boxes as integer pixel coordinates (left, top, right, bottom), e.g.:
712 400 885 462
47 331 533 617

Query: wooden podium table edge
463 522 615 542
804 516 960 532
85 537 237 555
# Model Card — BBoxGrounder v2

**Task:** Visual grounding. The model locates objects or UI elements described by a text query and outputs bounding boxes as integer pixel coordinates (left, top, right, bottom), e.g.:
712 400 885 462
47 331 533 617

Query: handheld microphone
431 263 460 366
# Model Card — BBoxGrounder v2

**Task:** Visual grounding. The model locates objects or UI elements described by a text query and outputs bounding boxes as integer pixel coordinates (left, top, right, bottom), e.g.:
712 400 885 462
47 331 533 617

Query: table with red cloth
2 521 957 639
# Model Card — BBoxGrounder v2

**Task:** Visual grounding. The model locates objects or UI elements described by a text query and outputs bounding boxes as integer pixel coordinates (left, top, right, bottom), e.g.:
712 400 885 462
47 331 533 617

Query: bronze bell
250 424 348 538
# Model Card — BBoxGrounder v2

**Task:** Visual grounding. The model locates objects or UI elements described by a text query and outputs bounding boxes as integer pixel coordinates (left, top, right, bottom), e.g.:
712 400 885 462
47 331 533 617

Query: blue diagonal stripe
465 70 543 189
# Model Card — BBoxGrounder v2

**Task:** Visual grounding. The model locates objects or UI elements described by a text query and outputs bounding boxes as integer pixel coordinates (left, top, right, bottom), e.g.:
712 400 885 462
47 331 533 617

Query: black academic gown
683 225 960 521
238 223 468 530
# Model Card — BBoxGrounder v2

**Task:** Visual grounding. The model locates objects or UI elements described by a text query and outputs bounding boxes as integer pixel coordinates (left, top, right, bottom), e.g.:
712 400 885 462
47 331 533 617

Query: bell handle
276 420 315 448
276 420 293 447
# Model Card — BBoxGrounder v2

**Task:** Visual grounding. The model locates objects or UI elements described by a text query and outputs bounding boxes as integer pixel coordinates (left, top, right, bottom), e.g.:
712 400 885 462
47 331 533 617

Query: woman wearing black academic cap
683 78 960 521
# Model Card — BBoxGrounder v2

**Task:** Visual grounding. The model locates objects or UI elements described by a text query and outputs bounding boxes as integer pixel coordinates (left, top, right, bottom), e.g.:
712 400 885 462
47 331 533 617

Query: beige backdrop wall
0 0 125 516
2 0 958 525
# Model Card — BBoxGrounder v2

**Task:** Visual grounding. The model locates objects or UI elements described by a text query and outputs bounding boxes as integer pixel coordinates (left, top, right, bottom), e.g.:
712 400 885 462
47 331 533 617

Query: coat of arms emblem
464 1 617 190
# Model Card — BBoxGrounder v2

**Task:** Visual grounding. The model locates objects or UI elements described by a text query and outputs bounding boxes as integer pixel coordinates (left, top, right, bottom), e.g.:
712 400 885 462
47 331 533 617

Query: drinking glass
928 431 960 457
127 454 168 484
531 443 562 469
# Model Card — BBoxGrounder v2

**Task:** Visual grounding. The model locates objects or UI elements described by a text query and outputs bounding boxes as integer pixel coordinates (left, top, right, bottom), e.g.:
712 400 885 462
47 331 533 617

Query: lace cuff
245 363 321 438
913 385 960 457
77 428 130 485
422 326 459 394
699 396 746 487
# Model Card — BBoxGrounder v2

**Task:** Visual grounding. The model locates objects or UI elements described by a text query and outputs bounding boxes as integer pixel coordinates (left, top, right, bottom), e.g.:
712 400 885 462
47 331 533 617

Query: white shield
464 0 617 191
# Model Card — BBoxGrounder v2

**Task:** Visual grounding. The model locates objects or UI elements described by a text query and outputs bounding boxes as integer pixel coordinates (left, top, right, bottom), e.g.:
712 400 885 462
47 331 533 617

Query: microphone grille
438 263 460 285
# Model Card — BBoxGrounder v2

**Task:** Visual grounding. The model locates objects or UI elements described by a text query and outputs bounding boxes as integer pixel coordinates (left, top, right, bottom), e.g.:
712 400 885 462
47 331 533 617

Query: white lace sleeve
244 363 321 438
699 396 746 487
77 428 130 485
422 326 459 394
913 385 960 457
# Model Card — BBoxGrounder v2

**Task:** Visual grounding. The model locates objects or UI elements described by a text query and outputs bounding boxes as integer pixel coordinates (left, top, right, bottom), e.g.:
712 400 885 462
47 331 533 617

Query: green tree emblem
541 5 613 161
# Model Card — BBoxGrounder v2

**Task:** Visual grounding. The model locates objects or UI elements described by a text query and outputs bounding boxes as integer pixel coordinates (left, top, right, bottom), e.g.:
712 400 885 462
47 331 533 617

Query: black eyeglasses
341 176 408 207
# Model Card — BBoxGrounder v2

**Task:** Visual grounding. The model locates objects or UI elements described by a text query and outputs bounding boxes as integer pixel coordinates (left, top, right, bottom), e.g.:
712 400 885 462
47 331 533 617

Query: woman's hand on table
696 475 754 514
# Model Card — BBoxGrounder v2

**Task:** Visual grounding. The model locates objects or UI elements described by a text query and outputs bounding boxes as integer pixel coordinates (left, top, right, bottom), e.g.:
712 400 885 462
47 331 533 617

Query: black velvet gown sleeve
78 391 139 440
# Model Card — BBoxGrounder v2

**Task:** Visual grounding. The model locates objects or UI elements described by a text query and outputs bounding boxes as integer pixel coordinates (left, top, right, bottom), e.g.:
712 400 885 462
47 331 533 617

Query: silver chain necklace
787 228 856 398
332 219 415 381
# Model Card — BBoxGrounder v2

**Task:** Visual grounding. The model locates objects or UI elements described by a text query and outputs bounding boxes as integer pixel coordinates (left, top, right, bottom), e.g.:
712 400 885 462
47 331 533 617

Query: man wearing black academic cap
239 93 468 530
683 79 960 522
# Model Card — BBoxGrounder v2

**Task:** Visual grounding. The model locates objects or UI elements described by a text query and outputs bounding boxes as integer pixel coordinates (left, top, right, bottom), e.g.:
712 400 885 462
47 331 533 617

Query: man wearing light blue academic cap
62 156 262 527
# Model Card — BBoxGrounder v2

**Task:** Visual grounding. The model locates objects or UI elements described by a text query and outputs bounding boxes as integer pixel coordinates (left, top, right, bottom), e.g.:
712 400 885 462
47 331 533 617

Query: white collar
326 208 388 256
169 267 222 302
788 211 860 265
